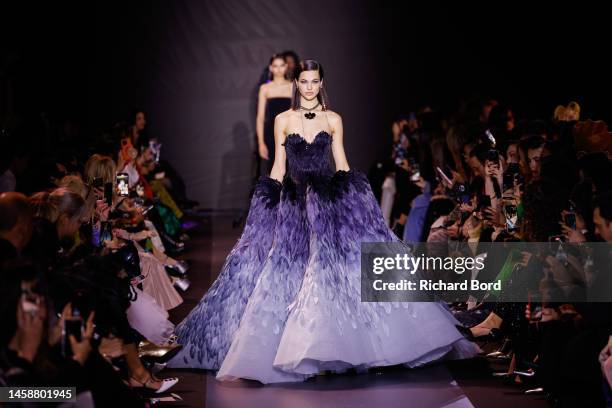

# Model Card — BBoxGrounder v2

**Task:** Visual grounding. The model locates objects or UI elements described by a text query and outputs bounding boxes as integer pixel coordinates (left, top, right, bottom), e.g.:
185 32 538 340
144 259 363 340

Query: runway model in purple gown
167 59 478 383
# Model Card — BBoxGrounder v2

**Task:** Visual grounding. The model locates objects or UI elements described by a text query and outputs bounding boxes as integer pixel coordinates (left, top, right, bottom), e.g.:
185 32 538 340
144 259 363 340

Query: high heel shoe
524 387 545 395
468 327 503 342
455 325 476 341
138 340 183 364
165 260 189 275
513 368 535 377
486 338 512 359
161 232 185 249
129 372 179 394
172 276 191 292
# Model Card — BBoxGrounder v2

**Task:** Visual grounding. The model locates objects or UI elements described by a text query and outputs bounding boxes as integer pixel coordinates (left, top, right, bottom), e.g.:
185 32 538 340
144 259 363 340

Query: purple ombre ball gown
167 130 478 383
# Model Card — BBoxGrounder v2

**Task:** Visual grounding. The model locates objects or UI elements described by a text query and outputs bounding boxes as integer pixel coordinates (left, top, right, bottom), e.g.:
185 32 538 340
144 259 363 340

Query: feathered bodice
281 131 334 185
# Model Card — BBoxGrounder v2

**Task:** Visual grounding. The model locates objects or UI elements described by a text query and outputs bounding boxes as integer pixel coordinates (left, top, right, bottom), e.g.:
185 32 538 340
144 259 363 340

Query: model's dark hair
291 59 330 111
267 53 285 81
281 50 300 63
269 53 284 65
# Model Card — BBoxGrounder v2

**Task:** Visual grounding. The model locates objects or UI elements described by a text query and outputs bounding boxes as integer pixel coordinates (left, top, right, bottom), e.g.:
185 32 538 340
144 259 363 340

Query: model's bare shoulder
258 82 269 95
325 110 342 125
276 109 295 120
274 110 291 127
325 110 341 120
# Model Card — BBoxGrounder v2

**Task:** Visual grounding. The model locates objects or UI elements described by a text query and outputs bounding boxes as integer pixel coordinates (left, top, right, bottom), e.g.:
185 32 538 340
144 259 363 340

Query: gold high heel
138 340 183 363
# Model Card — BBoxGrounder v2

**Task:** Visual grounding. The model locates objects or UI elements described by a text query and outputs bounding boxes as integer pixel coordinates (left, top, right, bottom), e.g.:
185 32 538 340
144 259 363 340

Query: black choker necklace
300 102 320 119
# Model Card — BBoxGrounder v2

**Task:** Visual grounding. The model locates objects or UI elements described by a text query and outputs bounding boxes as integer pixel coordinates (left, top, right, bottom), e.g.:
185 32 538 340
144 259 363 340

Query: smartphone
507 162 520 174
503 172 514 190
436 166 453 187
91 177 103 188
487 149 500 163
478 195 492 210
503 203 518 230
62 316 83 357
409 161 421 181
564 212 576 230
116 173 129 197
91 177 104 200
141 205 154 216
104 182 113 206
485 129 496 147
149 139 162 163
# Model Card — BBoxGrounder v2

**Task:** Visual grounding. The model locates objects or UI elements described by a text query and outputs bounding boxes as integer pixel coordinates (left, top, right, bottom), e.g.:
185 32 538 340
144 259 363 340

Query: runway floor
163 214 550 408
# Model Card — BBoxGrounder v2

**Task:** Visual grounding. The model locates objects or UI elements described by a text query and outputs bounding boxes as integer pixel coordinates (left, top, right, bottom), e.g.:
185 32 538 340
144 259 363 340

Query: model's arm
256 84 268 158
330 113 350 172
269 114 288 182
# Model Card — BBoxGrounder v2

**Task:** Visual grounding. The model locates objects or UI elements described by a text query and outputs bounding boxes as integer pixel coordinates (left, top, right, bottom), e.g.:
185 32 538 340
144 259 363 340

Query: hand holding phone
62 315 83 358
477 195 492 211
436 166 453 187
487 149 500 163
67 311 95 365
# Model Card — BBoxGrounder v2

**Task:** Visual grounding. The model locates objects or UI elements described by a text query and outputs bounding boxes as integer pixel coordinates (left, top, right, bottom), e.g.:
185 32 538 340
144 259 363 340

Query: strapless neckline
285 131 332 145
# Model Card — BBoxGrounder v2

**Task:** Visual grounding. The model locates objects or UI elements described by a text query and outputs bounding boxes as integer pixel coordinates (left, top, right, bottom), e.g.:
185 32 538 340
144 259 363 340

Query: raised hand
69 311 95 366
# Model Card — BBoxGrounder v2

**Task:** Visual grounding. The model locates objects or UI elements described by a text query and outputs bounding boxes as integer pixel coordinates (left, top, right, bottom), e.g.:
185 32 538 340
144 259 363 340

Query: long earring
320 82 326 110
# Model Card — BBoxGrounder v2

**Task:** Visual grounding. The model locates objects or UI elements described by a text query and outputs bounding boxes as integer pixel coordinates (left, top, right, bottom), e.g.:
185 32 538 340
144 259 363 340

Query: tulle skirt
169 171 478 383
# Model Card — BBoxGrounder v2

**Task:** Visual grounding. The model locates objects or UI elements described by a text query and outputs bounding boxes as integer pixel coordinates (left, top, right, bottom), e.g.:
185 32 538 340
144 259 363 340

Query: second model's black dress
263 97 292 173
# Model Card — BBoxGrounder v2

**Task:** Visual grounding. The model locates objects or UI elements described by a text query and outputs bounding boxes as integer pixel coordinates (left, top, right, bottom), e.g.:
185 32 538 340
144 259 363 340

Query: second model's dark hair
267 53 285 81
291 59 330 111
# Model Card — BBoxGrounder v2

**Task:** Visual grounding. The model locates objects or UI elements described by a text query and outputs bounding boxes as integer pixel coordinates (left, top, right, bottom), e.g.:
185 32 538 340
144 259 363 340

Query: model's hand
259 143 269 160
